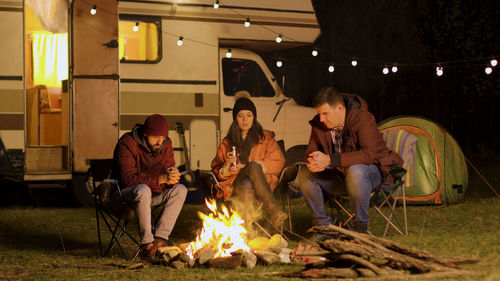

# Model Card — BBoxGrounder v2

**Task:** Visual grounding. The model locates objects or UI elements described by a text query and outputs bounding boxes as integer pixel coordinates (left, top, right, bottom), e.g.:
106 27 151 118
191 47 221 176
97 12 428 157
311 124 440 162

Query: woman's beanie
232 97 257 120
143 114 169 137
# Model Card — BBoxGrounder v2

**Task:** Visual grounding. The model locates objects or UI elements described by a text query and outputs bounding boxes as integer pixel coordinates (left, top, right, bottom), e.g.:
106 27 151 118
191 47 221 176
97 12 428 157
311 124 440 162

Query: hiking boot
140 243 158 258
353 221 368 234
270 211 288 227
153 237 174 247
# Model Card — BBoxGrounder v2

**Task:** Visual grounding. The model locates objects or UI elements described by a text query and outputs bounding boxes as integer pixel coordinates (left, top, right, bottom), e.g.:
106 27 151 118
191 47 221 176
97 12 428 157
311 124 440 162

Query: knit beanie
143 114 169 137
232 97 257 120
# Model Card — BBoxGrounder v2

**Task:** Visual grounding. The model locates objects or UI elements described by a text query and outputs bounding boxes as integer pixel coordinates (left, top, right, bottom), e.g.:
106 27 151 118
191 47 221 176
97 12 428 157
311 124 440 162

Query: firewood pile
275 225 480 280
150 234 292 269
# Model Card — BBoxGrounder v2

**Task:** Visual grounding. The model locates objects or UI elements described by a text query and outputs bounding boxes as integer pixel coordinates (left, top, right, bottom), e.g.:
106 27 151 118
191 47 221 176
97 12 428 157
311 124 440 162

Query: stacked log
276 225 479 280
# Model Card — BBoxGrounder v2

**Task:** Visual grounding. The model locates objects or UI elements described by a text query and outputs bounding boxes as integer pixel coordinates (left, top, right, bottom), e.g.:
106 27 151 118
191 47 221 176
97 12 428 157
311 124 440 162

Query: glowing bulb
351 59 358 67
485 67 493 75
312 49 318 57
391 64 398 73
382 67 389 75
133 22 139 32
213 0 219 9
436 66 444 77
276 34 282 43
226 49 232 58
276 60 283 68
491 59 498 67
90 5 97 15
328 65 334 72
244 18 250 27
177 36 183 46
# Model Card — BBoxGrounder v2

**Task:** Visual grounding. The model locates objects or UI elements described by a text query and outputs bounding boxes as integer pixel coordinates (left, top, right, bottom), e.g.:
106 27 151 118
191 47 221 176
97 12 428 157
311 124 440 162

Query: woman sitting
211 97 287 227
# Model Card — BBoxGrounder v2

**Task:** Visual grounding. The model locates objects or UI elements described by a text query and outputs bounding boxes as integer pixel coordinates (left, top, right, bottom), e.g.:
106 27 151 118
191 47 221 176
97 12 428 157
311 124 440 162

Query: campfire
185 198 250 259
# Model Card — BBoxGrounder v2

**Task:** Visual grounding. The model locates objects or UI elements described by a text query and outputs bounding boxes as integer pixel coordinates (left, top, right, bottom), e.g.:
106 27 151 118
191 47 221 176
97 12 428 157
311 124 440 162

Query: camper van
0 0 320 205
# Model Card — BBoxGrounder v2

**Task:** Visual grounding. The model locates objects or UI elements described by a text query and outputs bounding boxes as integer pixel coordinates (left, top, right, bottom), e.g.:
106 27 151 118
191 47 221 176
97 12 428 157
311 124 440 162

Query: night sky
265 0 499 154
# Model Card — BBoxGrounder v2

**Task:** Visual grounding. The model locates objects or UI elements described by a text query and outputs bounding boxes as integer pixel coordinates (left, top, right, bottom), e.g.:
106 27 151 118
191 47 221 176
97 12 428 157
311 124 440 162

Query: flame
186 198 250 259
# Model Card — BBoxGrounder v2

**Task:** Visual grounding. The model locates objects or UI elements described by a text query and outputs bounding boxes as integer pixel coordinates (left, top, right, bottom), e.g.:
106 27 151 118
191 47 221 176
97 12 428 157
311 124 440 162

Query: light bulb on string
491 59 498 67
382 67 389 75
177 36 183 46
328 65 334 73
133 22 139 32
391 64 398 73
213 0 219 9
312 48 318 57
276 60 283 68
276 34 282 43
226 49 232 58
485 66 493 75
90 5 97 15
244 18 250 27
436 66 444 77
351 59 358 67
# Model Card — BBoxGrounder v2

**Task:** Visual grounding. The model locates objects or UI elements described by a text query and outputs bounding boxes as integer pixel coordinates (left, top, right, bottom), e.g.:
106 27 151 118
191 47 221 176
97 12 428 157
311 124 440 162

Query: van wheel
71 173 95 207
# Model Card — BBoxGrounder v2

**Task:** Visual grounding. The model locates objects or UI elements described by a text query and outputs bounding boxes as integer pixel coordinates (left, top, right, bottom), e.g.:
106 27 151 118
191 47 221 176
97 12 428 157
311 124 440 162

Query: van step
25 146 68 172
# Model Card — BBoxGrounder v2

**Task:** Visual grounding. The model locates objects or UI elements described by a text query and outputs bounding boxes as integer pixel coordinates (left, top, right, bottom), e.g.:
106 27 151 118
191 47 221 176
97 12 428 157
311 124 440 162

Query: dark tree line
264 0 499 153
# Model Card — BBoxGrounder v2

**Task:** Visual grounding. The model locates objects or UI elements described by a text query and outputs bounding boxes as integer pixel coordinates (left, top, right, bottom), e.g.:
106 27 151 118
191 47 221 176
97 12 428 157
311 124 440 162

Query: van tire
71 173 95 207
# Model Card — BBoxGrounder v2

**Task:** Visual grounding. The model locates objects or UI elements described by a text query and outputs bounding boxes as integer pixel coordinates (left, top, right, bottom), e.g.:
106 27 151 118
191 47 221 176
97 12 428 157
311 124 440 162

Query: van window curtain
32 32 68 88
25 0 68 33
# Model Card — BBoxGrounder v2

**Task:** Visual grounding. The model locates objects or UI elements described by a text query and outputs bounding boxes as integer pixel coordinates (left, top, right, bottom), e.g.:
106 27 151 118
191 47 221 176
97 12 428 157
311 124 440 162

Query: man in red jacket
297 87 402 234
113 114 187 257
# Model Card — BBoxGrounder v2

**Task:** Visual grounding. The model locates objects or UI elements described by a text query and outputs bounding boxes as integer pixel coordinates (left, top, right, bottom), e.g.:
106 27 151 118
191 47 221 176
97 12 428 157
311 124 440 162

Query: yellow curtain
32 32 68 87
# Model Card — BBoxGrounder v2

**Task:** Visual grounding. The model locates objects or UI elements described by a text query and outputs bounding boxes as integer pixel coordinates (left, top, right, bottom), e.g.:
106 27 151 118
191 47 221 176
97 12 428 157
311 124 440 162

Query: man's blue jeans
297 164 382 226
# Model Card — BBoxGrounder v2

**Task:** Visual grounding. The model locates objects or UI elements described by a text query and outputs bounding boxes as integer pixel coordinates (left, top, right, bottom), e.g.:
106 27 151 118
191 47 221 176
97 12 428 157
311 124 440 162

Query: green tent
378 116 468 205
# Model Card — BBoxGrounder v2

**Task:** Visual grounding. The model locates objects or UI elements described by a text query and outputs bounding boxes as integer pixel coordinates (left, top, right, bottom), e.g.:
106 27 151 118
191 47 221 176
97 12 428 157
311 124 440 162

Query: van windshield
222 58 275 97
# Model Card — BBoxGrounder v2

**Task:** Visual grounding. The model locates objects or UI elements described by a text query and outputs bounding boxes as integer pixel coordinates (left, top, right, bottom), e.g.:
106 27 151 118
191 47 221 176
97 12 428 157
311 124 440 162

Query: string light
491 59 498 67
244 18 250 27
90 5 97 15
275 34 282 43
485 66 493 75
276 60 283 68
328 65 334 72
382 66 389 75
177 36 183 46
213 0 219 9
226 49 232 58
312 48 318 57
391 64 398 73
436 66 444 77
133 22 139 32
351 58 358 67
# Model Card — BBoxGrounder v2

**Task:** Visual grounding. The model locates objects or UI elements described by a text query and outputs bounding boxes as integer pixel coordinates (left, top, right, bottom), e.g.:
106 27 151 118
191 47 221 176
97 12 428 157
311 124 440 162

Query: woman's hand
224 151 238 167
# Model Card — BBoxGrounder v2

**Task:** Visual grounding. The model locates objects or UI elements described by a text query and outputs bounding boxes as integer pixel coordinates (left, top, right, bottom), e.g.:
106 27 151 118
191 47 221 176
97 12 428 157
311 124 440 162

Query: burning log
273 225 479 279
209 255 243 269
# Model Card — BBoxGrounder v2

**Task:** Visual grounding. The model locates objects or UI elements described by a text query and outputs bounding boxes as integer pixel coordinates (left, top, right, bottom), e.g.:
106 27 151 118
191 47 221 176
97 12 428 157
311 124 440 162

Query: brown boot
270 211 288 227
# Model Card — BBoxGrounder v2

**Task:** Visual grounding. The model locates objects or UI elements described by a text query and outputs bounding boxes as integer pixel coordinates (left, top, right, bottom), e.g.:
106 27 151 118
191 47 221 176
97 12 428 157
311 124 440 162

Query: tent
378 116 468 205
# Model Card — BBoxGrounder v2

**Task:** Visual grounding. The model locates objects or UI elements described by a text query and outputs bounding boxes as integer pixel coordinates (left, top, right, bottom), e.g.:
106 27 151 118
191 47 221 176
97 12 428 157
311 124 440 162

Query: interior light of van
351 59 358 66
328 65 334 72
382 67 389 75
244 18 250 27
90 5 97 15
276 60 283 68
226 49 232 58
213 0 219 9
133 22 139 32
275 34 282 43
177 36 184 46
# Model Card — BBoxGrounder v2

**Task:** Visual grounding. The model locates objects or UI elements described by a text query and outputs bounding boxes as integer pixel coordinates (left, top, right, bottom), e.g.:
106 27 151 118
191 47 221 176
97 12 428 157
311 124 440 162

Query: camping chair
89 159 165 260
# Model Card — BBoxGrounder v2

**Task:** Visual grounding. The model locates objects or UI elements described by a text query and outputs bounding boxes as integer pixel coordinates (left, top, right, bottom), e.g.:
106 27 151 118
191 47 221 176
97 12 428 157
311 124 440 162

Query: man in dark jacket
113 114 187 257
297 87 403 233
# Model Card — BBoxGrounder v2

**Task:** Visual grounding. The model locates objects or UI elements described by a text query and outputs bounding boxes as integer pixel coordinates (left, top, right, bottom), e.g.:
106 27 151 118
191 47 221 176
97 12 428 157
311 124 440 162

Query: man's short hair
312 87 344 108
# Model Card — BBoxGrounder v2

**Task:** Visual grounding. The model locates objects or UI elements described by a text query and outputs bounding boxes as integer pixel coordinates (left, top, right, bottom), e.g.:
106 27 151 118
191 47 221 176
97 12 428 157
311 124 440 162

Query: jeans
118 183 187 244
297 164 382 226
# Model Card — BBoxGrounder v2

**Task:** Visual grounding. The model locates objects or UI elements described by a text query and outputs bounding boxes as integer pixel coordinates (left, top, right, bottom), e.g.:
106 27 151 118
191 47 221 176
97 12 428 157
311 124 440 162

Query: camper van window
119 16 161 64
222 58 274 97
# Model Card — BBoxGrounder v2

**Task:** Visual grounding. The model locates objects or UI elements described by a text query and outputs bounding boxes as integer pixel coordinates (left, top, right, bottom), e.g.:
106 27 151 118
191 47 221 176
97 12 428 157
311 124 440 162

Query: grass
0 162 499 280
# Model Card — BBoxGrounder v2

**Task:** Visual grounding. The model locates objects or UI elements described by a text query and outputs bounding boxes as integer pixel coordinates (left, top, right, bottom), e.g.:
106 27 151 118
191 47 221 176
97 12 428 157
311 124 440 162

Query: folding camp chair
89 159 166 260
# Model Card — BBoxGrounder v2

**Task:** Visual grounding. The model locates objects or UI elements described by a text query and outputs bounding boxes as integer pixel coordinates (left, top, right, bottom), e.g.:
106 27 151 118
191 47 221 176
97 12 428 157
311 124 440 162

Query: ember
185 198 250 259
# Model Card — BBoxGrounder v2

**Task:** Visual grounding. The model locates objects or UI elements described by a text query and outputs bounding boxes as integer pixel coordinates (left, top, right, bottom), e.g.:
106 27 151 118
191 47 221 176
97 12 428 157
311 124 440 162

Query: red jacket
113 125 175 193
306 94 403 185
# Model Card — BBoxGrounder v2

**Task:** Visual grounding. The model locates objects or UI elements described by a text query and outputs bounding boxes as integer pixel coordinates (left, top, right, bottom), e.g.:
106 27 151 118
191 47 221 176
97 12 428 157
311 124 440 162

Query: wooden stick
336 254 384 275
253 221 272 238
465 157 500 198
